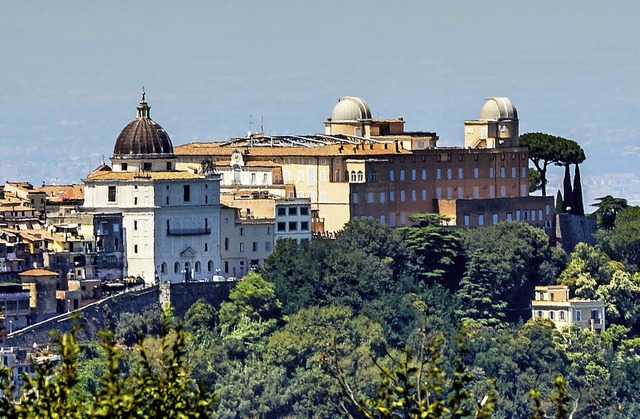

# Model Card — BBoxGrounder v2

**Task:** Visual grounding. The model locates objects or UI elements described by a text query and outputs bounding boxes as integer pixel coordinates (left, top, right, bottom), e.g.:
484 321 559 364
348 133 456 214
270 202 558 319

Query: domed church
83 93 221 284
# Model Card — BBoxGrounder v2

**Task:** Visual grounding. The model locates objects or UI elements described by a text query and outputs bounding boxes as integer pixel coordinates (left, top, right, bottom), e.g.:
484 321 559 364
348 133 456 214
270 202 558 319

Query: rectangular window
284 171 291 182
545 204 550 215
252 242 258 252
492 213 499 225
300 206 309 215
400 170 405 181
411 169 416 180
521 166 527 178
524 211 529 221
458 168 463 179
134 197 138 205
352 192 358 203
240 243 244 252
489 186 495 198
288 207 298 216
500 186 506 197
506 212 513 221
389 170 395 181
473 186 479 198
576 310 581 321
265 241 272 251
240 227 244 236
421 189 427 200
458 187 463 199
474 167 479 179
447 187 452 199
436 168 442 180
288 221 297 231
400 190 405 201
380 215 386 224
134 244 138 253
436 188 442 199
447 168 452 180
521 184 527 197
277 222 286 231
143 162 152 171
511 167 517 178
134 220 138 230
538 209 543 220
531 210 536 221
379 192 385 203
411 190 416 201
183 185 191 202
478 214 484 226
277 207 286 216
224 237 229 250
389 190 395 201
500 167 506 178
489 167 495 178
516 210 521 221
300 221 309 231
421 169 427 180
108 186 116 202
464 214 470 226
368 192 374 203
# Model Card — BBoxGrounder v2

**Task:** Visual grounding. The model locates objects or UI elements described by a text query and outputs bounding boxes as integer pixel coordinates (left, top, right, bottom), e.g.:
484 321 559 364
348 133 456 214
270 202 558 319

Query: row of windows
159 260 216 275
354 184 531 204
389 166 528 182
463 205 552 227
535 309 600 322
120 162 173 171
277 221 309 232
276 206 310 216
224 238 272 252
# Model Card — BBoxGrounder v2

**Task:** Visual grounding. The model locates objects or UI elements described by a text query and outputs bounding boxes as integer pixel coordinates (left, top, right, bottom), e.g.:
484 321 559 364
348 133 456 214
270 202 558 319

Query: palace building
82 93 222 284
175 96 554 238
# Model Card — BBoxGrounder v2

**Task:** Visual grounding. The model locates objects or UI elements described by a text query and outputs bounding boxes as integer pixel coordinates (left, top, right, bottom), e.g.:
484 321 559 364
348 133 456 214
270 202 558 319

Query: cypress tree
555 190 564 214
572 164 585 216
562 165 573 213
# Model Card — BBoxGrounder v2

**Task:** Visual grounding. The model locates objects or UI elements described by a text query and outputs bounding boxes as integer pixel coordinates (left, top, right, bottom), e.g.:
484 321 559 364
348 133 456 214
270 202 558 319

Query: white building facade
83 93 221 284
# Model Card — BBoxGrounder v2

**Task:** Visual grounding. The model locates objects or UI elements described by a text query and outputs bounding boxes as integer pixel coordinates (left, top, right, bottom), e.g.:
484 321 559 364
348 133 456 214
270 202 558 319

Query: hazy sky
1 1 639 204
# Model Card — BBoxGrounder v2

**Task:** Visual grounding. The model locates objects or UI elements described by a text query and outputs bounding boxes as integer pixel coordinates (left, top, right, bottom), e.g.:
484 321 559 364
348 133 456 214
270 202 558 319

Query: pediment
180 247 197 258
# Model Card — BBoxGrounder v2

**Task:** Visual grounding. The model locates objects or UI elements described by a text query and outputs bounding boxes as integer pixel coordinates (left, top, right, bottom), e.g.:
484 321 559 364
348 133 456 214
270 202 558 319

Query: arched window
335 170 340 182
357 171 363 182
174 262 180 274
195 261 201 273
345 171 350 182
351 171 356 182
208 260 214 272
160 262 167 274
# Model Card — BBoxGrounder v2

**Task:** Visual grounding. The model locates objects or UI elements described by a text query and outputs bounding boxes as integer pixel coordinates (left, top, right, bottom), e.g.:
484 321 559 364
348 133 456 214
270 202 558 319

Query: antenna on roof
249 114 254 134
261 116 264 133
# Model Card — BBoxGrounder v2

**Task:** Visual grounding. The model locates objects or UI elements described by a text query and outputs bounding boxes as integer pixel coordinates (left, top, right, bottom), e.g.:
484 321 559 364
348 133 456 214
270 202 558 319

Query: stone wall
164 281 233 318
6 286 159 347
556 213 597 253
5 281 235 348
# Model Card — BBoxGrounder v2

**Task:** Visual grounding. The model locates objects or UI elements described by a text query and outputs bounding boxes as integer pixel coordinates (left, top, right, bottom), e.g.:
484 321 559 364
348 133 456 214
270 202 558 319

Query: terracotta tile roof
174 142 409 157
37 184 84 201
19 268 58 277
84 170 205 181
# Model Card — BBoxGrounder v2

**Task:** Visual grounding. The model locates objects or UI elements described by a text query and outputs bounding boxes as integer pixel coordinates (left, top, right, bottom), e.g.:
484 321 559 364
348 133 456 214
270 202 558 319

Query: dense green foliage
3 212 640 417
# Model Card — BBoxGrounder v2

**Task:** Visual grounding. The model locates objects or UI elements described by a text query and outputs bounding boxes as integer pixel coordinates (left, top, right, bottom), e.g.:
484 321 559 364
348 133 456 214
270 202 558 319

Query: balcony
166 227 211 236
